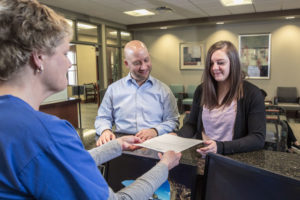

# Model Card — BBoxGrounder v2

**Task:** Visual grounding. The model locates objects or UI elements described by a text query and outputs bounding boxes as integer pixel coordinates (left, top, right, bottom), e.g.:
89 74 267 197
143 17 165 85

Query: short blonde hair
0 0 72 80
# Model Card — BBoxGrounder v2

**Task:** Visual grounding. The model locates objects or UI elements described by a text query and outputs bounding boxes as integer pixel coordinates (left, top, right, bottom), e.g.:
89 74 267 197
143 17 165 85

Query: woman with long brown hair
177 41 266 155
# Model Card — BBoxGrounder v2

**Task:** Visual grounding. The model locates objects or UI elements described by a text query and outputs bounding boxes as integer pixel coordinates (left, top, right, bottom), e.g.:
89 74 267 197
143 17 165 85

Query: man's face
125 48 152 85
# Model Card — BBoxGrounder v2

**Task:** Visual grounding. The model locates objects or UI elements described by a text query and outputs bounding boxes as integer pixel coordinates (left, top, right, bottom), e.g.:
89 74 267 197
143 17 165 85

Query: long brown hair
201 41 243 109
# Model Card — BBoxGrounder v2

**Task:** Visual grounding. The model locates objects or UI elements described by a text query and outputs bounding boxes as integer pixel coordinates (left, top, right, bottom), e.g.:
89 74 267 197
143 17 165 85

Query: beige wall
134 19 300 100
77 44 97 100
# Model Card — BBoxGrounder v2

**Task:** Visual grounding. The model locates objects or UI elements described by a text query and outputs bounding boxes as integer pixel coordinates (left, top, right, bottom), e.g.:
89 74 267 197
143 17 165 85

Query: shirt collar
125 73 153 86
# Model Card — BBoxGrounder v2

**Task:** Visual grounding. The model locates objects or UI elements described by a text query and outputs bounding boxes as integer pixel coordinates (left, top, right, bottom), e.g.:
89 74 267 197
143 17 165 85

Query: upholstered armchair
274 87 300 105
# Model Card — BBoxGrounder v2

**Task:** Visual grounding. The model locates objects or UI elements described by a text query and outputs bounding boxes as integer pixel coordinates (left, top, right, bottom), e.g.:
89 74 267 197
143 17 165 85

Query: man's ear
124 60 129 68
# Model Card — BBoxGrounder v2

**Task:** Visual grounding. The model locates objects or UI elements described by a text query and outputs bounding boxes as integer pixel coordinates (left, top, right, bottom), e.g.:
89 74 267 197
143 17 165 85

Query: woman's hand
116 136 142 151
196 140 217 156
158 151 182 170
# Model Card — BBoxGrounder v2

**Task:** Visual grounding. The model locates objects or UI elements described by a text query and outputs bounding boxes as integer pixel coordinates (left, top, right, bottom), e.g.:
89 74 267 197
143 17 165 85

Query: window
67 44 77 85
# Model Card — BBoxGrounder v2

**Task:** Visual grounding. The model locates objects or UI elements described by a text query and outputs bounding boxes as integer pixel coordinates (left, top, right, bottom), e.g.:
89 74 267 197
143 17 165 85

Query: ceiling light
77 22 96 29
216 22 224 25
220 0 252 7
285 16 295 20
160 27 168 29
124 9 155 17
121 32 131 36
109 31 131 36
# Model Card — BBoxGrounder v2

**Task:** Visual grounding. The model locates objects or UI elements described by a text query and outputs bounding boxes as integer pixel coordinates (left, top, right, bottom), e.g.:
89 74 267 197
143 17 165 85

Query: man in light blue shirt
95 40 179 146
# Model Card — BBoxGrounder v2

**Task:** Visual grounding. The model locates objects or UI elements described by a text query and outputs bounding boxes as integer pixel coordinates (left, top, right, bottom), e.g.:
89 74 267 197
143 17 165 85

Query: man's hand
196 140 217 156
158 151 182 170
135 128 158 141
116 136 143 151
96 130 116 146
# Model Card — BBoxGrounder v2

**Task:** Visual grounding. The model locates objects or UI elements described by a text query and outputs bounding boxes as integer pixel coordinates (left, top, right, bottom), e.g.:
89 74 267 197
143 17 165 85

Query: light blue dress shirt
95 73 179 136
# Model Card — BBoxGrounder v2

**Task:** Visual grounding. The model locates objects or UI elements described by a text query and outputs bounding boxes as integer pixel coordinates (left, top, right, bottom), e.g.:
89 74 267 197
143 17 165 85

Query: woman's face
42 37 71 94
210 49 230 83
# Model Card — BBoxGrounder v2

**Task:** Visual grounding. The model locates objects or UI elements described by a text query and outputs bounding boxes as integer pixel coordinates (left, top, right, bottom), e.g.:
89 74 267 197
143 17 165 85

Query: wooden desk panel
39 98 80 128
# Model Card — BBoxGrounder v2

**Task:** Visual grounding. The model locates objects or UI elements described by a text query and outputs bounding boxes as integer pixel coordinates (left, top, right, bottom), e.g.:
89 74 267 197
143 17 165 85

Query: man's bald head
124 40 152 86
124 40 149 59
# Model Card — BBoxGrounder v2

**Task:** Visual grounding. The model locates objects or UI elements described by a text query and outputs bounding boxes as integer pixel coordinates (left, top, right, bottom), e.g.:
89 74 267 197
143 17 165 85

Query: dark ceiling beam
127 8 300 31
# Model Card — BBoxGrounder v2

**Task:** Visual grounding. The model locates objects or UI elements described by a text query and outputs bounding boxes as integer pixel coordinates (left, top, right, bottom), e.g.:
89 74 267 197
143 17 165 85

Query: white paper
134 134 203 153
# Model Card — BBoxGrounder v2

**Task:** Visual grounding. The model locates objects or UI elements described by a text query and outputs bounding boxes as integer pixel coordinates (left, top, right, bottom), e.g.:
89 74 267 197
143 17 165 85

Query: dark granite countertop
180 145 300 180
77 129 300 181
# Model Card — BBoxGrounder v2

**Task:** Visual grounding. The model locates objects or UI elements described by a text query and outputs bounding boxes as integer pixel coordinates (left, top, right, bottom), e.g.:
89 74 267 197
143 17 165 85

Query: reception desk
40 98 80 128
106 146 300 199
77 129 300 199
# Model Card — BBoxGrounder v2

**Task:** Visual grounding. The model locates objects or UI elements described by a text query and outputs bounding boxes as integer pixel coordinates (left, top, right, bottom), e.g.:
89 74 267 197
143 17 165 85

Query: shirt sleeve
95 86 114 136
88 140 122 165
108 162 168 200
153 87 179 135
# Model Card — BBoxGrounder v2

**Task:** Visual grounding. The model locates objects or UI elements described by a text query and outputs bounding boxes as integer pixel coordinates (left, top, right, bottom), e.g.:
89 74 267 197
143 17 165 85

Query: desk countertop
181 146 300 180
76 129 300 181
124 145 300 181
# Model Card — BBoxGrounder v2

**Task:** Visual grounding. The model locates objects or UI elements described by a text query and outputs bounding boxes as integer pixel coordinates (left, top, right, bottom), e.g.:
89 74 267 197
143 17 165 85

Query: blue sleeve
18 122 109 200
95 86 114 136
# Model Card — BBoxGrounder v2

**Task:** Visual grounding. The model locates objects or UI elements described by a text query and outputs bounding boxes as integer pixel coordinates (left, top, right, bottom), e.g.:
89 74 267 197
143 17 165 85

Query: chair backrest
277 87 298 103
202 153 300 200
169 84 184 98
186 85 197 98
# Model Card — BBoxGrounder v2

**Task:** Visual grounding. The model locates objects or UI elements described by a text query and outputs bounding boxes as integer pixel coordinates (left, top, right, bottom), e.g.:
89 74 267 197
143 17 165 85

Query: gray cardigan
177 81 266 155
89 140 168 200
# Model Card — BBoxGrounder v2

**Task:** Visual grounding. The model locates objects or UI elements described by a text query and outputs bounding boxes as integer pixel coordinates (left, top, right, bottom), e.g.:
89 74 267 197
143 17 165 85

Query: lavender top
202 101 237 141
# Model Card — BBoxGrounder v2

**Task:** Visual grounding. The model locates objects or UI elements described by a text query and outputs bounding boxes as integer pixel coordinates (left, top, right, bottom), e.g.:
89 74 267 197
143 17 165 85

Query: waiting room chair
274 87 300 121
274 87 300 105
84 83 97 103
182 85 197 111
169 84 184 113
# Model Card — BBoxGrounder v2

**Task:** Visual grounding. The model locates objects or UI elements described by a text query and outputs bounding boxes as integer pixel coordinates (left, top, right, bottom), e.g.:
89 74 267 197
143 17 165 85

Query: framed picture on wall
179 42 205 70
239 33 271 79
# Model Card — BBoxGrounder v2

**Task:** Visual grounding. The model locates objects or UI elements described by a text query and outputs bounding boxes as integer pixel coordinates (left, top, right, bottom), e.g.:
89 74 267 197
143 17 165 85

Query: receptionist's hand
117 136 142 151
96 130 116 146
158 151 182 170
136 128 158 141
196 140 217 156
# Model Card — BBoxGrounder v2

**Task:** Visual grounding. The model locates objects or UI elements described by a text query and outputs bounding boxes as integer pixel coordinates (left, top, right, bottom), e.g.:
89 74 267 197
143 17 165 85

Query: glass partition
77 21 98 43
106 27 118 45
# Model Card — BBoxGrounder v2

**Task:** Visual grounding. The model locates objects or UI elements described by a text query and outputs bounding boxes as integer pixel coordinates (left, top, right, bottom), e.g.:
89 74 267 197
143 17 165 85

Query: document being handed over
134 134 203 153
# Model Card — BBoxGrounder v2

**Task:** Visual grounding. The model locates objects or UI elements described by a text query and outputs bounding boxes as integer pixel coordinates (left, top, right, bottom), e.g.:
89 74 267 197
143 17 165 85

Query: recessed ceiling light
220 0 252 7
124 9 155 17
160 27 168 29
285 16 295 20
77 22 96 29
109 31 131 36
216 22 224 25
